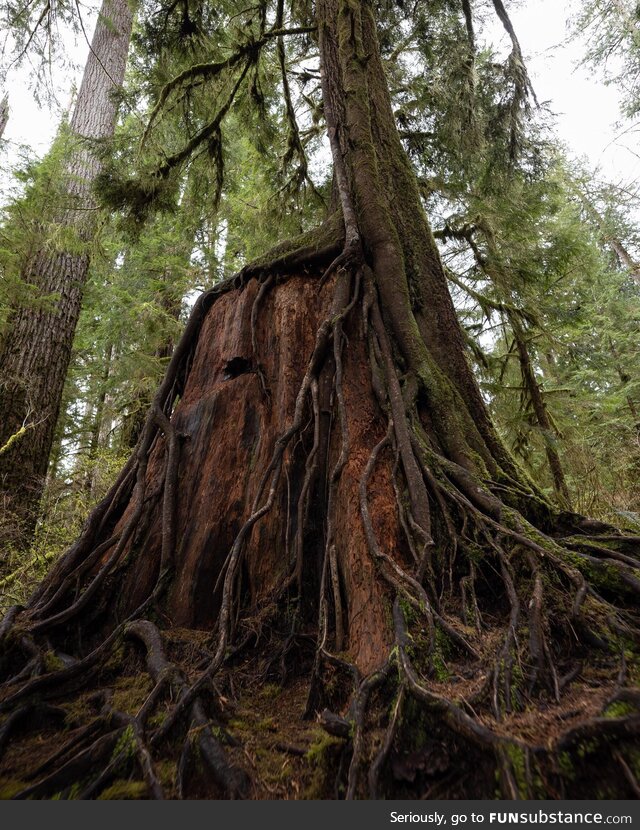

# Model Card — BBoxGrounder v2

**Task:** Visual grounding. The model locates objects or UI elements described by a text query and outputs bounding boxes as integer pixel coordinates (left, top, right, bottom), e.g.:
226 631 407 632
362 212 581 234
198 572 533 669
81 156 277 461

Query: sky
504 0 640 187
0 0 638 201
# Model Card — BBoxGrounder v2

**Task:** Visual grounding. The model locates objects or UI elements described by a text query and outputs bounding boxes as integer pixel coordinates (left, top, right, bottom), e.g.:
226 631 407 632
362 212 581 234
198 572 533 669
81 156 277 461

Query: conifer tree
0 0 134 545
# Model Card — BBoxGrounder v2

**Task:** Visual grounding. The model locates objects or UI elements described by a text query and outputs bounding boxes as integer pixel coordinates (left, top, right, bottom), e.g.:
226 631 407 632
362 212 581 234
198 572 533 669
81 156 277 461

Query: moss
576 739 598 759
43 650 65 672
264 758 293 786
302 731 344 799
255 716 277 733
228 717 250 733
560 551 628 594
0 777 28 799
399 697 432 752
61 692 94 725
259 683 282 700
305 731 342 765
399 596 417 625
557 751 575 780
430 628 452 681
510 659 525 711
146 711 166 729
244 212 342 275
155 759 177 790
502 744 527 797
97 779 148 800
431 650 450 682
603 701 635 718
628 748 640 779
112 724 137 761
111 673 152 715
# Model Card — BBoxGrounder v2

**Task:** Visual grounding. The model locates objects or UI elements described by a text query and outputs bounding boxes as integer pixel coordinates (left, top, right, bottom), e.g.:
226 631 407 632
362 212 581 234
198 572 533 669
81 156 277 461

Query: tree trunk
0 0 133 546
0 95 8 140
1 0 639 800
83 342 114 496
509 315 572 509
122 267 186 450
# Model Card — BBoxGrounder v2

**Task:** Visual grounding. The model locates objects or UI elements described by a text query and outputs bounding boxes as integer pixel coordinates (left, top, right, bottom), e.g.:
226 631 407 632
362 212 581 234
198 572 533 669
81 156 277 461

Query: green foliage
0 126 79 329
0 443 129 612
574 0 640 119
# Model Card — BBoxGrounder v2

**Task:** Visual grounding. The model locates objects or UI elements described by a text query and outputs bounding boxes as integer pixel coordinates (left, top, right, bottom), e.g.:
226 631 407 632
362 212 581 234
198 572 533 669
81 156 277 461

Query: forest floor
0 625 349 799
0 622 634 800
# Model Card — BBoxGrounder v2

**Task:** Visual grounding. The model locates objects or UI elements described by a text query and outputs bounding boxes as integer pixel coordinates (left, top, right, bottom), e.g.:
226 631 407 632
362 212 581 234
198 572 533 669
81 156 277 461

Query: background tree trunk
0 0 134 546
0 95 8 140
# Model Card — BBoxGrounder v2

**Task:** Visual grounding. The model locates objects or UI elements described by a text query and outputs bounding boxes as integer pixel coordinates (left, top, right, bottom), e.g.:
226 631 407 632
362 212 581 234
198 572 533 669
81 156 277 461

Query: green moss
97 780 148 800
43 650 65 672
431 628 452 681
305 731 342 765
146 712 166 729
256 682 284 703
603 701 635 718
502 744 527 797
628 748 640 779
61 693 94 725
576 739 598 759
560 551 628 594
155 760 177 790
558 751 575 780
399 596 417 625
111 673 152 715
255 716 277 732
228 717 250 733
302 731 344 799
431 650 449 682
112 724 137 761
399 697 432 751
0 778 28 799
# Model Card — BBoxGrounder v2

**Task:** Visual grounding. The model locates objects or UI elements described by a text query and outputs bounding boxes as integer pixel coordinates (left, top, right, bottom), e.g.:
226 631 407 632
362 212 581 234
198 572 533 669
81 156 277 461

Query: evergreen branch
446 268 514 319
7 0 50 69
489 0 536 105
274 0 321 199
157 58 252 178
140 25 316 148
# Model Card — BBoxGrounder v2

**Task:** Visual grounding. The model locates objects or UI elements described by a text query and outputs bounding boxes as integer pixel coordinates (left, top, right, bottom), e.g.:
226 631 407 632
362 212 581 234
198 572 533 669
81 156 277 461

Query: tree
1 0 639 800
0 0 134 545
575 0 640 119
0 95 8 140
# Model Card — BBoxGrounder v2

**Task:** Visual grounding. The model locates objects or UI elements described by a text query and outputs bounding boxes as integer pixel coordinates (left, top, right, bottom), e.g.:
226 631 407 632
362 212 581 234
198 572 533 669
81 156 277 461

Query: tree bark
0 95 8 140
509 314 572 508
0 0 134 546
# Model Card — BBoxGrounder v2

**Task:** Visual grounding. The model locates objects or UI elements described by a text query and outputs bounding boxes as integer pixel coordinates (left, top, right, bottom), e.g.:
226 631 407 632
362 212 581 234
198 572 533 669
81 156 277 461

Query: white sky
0 0 638 200
506 0 640 186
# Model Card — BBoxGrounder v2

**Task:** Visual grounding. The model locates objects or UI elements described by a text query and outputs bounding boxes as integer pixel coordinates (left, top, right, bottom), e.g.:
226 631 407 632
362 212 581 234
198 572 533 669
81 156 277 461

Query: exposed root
1 252 639 800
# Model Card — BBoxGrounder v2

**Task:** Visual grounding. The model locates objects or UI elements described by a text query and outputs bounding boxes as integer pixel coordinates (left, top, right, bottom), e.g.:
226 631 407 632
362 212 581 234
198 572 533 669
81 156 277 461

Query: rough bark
0 95 8 140
0 0 639 801
509 315 572 509
0 0 134 546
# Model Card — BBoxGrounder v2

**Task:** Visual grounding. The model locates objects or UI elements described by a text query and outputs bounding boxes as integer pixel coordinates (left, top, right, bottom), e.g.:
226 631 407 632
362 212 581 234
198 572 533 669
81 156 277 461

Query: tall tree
0 0 134 544
0 95 8 139
1 0 640 800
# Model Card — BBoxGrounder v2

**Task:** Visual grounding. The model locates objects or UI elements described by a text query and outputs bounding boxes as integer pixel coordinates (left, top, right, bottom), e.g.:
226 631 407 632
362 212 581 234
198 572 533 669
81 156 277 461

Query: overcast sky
0 0 637 202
